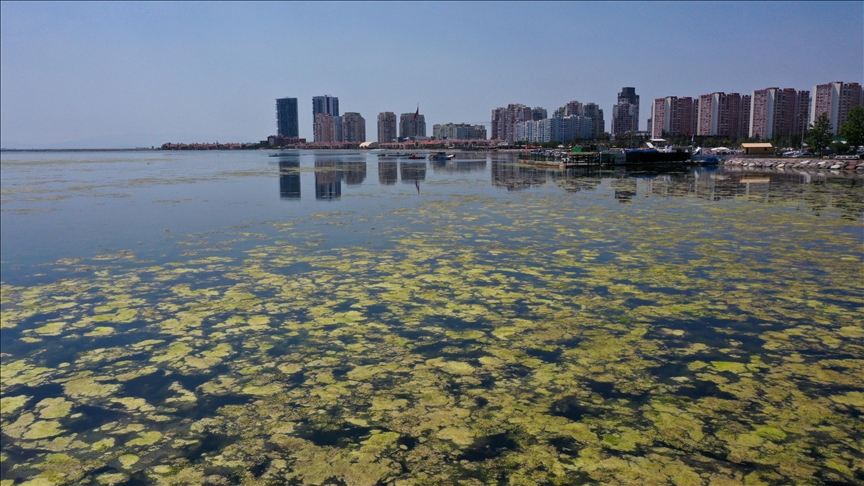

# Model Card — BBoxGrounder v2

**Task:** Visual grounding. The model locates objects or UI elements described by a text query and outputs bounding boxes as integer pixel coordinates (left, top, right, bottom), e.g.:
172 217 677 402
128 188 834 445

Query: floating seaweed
1 153 863 485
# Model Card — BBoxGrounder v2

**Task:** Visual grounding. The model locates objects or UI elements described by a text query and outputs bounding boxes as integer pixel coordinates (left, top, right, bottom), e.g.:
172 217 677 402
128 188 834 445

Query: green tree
806 113 833 158
839 105 864 152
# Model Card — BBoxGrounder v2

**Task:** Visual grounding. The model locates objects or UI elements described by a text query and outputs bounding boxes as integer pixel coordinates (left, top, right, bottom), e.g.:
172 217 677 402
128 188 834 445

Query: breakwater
723 157 864 171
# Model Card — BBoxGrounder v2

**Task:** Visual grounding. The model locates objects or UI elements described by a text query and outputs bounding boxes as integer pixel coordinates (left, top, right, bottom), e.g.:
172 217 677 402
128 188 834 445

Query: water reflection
491 161 549 191
399 162 427 184
315 160 342 200
342 161 367 185
429 159 487 172
278 161 301 200
611 177 637 202
378 161 398 185
268 153 862 218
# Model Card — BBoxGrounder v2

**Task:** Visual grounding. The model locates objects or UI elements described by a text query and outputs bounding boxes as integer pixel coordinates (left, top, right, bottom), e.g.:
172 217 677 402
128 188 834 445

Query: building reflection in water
399 162 427 184
341 161 367 185
611 177 637 202
278 161 301 200
378 161 398 185
490 161 556 191
315 160 342 200
549 168 603 193
429 159 487 173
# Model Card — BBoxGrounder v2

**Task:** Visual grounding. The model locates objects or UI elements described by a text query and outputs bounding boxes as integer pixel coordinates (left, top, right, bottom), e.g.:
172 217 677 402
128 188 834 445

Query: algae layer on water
2 184 863 486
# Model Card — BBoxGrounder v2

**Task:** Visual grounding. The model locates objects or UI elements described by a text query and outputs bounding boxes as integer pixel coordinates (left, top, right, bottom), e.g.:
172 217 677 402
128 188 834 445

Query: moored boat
428 152 454 160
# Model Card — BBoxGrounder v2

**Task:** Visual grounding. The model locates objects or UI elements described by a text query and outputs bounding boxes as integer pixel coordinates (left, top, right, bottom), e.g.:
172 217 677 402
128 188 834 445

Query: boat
409 154 423 159
624 147 690 164
377 152 411 158
269 153 293 157
428 152 454 160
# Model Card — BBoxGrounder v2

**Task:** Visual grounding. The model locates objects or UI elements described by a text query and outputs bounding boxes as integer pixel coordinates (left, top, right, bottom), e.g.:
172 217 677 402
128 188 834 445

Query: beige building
741 142 773 154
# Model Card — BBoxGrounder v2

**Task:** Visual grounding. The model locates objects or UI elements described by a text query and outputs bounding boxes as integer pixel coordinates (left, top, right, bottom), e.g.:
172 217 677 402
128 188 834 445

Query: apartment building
810 81 864 134
651 96 698 138
377 112 397 144
749 87 809 140
341 112 366 143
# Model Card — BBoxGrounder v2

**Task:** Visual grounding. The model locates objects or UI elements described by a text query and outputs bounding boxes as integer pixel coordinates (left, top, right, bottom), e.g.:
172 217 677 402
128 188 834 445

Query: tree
806 113 833 158
840 105 864 152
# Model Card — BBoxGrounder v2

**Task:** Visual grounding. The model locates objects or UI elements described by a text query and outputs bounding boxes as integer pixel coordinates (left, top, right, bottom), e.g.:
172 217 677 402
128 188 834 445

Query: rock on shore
723 158 864 171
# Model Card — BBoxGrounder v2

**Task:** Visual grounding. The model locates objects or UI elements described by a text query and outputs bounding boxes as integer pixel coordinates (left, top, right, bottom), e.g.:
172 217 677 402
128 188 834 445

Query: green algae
1 170 863 485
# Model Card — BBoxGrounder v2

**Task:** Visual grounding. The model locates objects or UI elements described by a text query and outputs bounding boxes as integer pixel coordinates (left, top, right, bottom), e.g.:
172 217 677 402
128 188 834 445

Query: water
1 150 863 485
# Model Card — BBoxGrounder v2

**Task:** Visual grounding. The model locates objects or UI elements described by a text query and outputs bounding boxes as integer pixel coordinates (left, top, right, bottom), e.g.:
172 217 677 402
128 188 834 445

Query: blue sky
1 1 861 148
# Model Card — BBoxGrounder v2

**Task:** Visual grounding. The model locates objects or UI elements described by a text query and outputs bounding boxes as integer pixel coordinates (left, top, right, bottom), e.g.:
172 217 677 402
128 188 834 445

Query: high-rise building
312 95 339 117
313 113 336 143
491 104 532 142
342 112 366 143
810 81 864 134
749 87 809 140
612 87 639 136
697 92 747 139
532 107 547 121
334 116 343 142
312 95 339 142
582 103 605 138
377 112 397 143
432 123 486 140
553 101 583 119
739 95 752 140
276 98 299 138
399 112 426 139
651 96 697 139
552 116 593 143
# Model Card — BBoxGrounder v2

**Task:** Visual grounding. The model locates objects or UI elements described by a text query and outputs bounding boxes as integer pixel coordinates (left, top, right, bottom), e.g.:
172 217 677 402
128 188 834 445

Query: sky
1 1 862 148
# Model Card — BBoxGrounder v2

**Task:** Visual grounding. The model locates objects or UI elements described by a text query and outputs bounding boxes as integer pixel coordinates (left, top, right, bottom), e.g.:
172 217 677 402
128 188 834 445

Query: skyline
1 2 862 148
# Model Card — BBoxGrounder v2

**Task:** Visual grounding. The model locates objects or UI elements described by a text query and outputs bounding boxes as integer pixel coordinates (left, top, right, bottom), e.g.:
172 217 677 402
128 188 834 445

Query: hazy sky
1 1 862 148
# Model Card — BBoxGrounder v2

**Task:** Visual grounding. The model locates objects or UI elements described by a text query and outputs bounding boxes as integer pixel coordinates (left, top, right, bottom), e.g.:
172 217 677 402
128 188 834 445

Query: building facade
810 81 864 134
612 87 639 136
491 104 532 142
399 112 426 139
432 123 487 140
377 112 397 144
696 92 749 139
313 113 336 143
341 112 366 143
276 97 299 138
651 96 698 139
334 116 343 142
749 87 809 140
532 107 548 121
582 103 605 138
312 95 339 117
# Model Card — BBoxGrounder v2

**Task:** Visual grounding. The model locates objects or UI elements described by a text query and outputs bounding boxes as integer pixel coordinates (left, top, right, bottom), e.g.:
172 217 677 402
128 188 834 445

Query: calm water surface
1 151 863 485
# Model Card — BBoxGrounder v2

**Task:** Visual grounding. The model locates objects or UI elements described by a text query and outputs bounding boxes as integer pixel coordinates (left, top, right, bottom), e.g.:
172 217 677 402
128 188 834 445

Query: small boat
428 152 454 160
409 154 423 159
269 153 293 157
